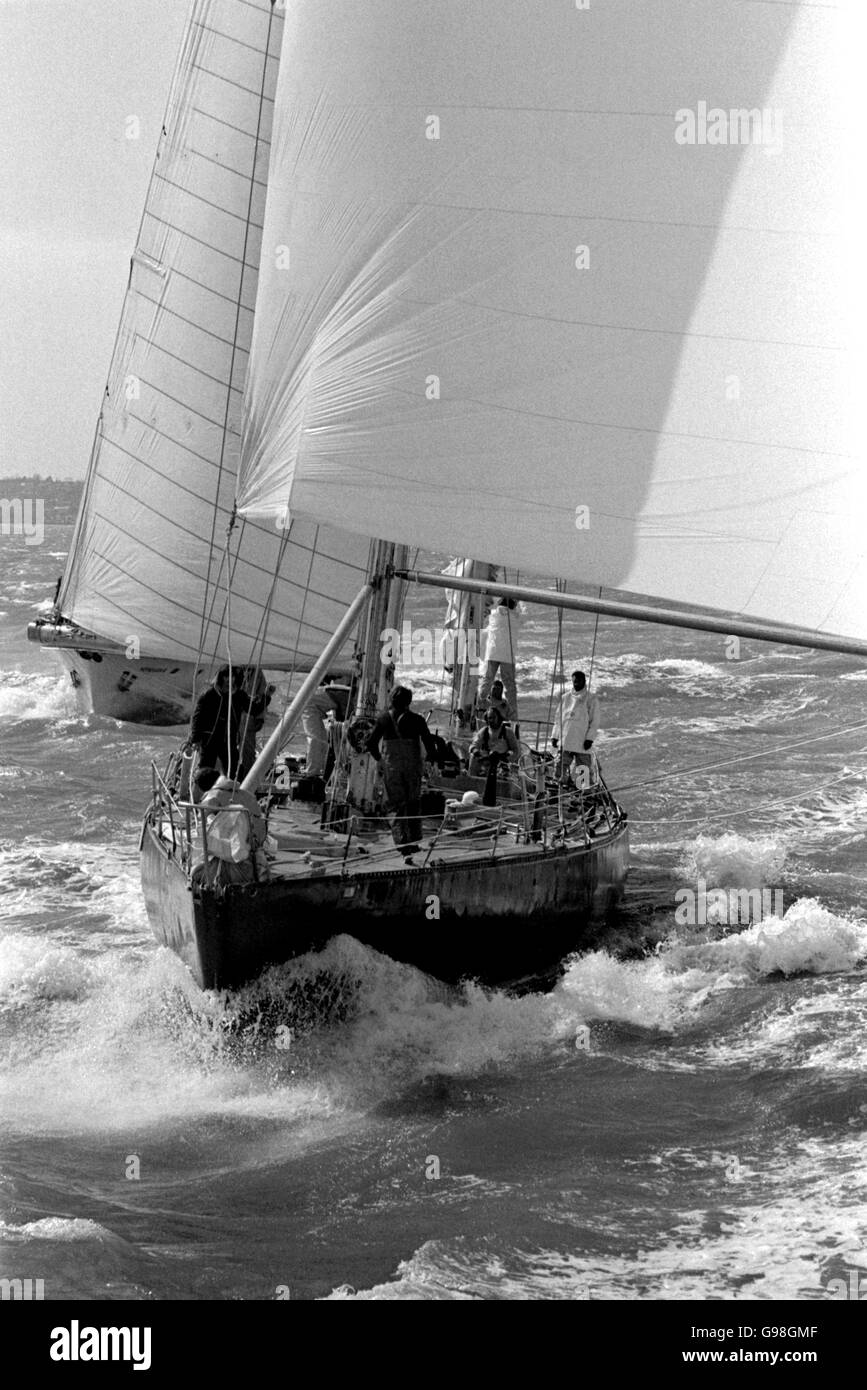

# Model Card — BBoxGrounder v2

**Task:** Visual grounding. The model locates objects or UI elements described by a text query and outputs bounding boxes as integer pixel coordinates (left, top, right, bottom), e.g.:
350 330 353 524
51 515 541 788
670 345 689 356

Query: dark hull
140 818 630 990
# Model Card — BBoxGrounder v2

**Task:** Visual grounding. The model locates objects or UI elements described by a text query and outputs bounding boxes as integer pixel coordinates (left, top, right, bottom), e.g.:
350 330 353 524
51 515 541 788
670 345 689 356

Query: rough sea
2 480 866 1302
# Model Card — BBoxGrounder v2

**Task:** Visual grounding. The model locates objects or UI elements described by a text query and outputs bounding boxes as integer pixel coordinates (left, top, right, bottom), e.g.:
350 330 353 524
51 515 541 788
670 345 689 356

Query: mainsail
238 0 866 646
60 0 369 670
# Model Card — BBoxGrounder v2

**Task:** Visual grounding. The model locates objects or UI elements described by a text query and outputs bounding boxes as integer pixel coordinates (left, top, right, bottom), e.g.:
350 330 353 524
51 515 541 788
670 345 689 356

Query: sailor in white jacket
551 670 599 779
477 598 525 720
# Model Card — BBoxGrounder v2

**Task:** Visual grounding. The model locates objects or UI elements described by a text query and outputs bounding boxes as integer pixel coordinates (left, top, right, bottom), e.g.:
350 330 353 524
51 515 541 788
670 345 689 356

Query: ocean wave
0 932 97 1001
0 669 74 722
680 832 789 888
550 899 867 1039
1 887 864 1139
0 941 356 1135
651 657 729 679
662 899 867 980
685 978 867 1075
325 1129 867 1299
0 841 148 932
0 1217 114 1244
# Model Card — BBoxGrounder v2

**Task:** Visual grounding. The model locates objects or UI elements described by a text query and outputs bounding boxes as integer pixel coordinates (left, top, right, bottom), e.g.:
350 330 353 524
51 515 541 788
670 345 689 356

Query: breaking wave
0 669 74 722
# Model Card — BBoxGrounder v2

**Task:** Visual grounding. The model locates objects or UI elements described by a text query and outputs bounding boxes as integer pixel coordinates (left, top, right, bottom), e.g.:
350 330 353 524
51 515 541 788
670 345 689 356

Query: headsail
61 0 369 669
238 0 866 645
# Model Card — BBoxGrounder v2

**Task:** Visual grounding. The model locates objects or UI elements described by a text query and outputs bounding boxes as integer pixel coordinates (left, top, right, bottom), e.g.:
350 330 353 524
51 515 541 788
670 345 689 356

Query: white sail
238 0 866 643
61 0 370 669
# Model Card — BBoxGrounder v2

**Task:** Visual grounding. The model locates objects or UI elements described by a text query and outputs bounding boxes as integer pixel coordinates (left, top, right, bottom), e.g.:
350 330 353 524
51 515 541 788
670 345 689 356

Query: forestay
61 0 369 668
238 0 866 643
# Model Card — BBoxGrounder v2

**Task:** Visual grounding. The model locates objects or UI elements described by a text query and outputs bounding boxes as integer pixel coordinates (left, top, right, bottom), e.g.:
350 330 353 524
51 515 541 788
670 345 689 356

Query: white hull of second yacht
54 645 194 725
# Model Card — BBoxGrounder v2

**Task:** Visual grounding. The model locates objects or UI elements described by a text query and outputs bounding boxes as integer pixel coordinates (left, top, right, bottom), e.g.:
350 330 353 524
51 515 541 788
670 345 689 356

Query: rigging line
235 526 293 776
632 765 867 829
545 583 567 753
271 521 328 762
224 523 235 779
448 557 475 722
193 0 277 706
588 588 603 686
503 568 518 716
197 509 281 707
203 509 254 670
607 720 867 796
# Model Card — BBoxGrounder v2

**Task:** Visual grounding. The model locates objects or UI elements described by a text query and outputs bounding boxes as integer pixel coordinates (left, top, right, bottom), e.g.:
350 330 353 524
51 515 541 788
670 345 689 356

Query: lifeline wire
608 719 867 797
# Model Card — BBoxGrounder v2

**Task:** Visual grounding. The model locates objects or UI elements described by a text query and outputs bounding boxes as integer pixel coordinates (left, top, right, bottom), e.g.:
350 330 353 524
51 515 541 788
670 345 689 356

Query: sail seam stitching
153 171 264 230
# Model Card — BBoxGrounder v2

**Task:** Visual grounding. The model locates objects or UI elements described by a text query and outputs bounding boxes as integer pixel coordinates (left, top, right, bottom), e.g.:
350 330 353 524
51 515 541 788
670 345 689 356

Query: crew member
551 669 599 783
366 685 438 864
484 678 511 723
468 707 521 805
477 597 524 723
193 767 269 885
198 769 268 849
236 667 274 780
190 666 253 779
301 677 344 778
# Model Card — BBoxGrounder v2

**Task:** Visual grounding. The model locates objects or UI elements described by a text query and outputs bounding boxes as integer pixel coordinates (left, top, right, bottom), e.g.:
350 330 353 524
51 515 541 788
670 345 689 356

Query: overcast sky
0 0 188 477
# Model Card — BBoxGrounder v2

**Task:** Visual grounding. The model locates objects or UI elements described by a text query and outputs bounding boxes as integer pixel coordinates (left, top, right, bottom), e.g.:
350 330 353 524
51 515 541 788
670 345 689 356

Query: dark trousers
482 751 503 806
381 745 423 855
200 740 237 777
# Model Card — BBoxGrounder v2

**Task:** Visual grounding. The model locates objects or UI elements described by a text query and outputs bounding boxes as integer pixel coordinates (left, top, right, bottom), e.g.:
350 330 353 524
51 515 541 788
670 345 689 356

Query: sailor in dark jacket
366 685 438 863
190 666 253 779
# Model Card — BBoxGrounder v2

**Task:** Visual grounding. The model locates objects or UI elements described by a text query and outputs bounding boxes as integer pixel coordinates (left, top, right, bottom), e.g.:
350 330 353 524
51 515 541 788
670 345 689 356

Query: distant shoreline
0 476 82 485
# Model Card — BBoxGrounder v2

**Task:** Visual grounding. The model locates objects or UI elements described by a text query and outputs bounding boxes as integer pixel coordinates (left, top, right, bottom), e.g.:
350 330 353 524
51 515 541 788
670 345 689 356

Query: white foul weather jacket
481 602 525 664
552 689 599 751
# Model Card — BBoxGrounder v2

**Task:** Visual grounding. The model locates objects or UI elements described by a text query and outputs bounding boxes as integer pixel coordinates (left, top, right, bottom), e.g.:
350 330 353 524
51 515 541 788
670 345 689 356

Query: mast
450 560 496 720
354 541 396 718
397 570 867 661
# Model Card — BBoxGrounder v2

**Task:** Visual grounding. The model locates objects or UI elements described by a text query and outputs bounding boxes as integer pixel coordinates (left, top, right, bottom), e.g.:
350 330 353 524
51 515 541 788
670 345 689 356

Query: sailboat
139 0 865 989
26 0 370 723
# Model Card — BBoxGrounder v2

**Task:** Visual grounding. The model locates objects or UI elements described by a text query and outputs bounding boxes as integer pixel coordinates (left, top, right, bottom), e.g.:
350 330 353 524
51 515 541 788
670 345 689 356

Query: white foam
0 932 96 1000
663 899 867 980
327 1129 867 1299
0 669 74 722
2 877 864 1139
0 1217 113 1244
681 832 788 888
651 658 727 678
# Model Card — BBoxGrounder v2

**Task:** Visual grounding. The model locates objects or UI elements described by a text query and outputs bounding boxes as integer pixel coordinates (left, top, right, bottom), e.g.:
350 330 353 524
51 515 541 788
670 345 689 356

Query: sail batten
238 0 865 645
62 0 371 669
